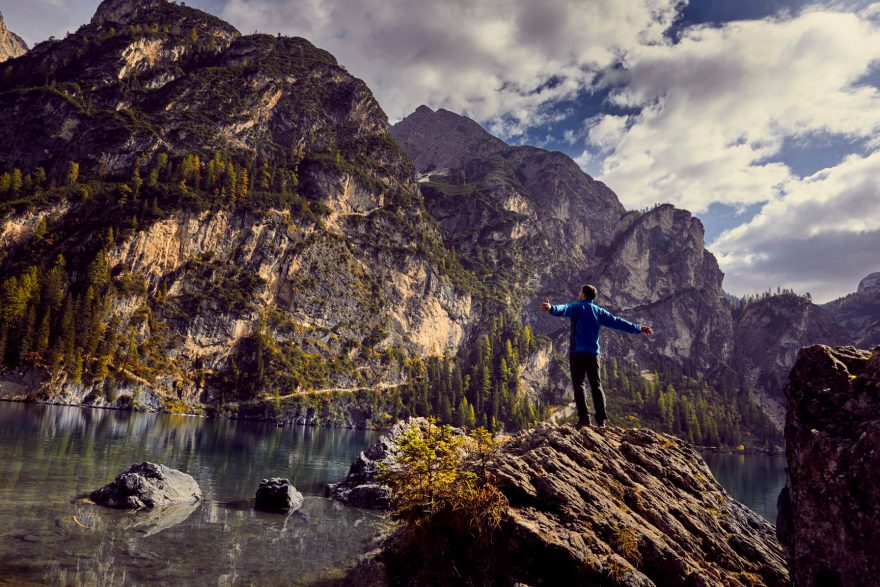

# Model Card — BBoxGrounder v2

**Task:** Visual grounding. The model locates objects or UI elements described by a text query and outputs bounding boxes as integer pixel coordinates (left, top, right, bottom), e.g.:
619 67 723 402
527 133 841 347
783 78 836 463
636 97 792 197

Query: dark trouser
569 352 606 425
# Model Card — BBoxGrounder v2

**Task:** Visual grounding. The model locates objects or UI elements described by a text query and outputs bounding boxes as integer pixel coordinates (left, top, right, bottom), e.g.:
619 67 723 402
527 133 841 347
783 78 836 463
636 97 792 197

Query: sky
2 0 880 302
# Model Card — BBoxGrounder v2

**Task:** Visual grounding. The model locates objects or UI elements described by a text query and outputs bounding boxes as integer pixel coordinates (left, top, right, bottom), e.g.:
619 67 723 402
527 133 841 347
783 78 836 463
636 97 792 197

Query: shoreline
1 396 783 452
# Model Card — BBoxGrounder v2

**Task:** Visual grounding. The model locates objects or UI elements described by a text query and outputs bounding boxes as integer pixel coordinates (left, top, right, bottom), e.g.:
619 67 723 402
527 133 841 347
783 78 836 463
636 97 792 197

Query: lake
0 402 389 586
703 450 787 522
0 403 787 586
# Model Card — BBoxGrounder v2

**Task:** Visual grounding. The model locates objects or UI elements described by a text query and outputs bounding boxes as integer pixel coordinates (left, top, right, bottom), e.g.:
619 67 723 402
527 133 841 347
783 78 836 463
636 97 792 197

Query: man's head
578 284 598 301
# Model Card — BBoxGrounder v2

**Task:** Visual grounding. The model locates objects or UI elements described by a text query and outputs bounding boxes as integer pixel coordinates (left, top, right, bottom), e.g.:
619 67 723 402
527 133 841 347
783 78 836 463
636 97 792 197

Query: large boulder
777 345 880 586
255 478 304 513
89 462 201 510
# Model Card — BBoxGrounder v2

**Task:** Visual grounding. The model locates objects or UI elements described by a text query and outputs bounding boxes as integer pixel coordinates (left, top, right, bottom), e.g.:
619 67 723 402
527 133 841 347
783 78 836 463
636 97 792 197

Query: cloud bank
580 6 880 300
220 0 683 134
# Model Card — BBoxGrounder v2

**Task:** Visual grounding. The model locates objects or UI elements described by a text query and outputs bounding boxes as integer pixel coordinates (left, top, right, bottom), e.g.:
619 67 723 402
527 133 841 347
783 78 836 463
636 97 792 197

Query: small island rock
89 462 201 510
255 478 304 513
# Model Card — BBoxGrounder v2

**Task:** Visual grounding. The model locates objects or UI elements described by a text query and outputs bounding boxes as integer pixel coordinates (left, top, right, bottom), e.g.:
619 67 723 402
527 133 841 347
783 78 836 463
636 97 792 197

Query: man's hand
641 324 654 335
540 298 551 312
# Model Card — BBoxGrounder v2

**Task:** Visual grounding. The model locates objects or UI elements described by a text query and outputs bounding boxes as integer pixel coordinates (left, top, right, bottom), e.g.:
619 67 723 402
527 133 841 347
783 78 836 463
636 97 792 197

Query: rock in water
777 345 880 586
255 478 304 513
89 462 201 509
327 418 437 509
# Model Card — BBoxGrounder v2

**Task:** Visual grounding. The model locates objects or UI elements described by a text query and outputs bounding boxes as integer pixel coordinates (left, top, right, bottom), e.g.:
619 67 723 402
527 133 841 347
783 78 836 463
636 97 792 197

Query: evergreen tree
67 161 79 185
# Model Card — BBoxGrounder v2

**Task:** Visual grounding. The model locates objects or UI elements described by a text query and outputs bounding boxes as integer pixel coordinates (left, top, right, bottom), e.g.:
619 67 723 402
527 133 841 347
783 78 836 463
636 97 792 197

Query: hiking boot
594 418 607 428
575 418 591 429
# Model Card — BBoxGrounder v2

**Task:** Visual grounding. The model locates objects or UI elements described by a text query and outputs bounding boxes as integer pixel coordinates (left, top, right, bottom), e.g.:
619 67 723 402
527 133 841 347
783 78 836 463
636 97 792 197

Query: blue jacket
549 300 642 355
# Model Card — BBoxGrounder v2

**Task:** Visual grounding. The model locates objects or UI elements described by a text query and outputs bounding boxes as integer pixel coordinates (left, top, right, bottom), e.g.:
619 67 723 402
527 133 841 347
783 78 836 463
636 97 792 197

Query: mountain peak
92 0 166 25
391 106 507 173
91 0 239 37
0 10 28 62
857 272 880 296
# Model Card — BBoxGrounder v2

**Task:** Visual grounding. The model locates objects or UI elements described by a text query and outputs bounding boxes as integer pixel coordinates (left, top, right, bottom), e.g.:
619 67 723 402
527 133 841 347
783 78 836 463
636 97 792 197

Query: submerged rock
255 478 304 513
89 462 201 510
777 345 880 586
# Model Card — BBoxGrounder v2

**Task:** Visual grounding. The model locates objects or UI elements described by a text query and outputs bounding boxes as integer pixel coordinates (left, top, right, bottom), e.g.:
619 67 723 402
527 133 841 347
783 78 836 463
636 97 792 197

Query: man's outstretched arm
598 307 653 335
540 299 576 317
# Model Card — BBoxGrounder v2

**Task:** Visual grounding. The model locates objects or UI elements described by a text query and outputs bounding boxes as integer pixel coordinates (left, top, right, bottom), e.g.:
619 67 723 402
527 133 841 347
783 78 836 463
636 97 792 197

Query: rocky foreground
777 345 880 587
334 422 788 586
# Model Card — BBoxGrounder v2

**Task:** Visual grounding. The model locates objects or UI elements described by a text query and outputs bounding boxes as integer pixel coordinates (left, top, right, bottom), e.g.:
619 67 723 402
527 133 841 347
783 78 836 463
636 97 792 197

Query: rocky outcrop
777 344 880 587
343 423 789 586
89 461 202 509
255 478 304 513
857 272 880 295
0 11 27 62
326 418 427 509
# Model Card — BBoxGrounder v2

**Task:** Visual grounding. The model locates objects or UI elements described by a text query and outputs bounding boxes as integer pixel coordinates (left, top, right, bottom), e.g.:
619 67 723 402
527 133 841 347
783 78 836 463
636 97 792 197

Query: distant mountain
0 10 28 62
732 293 849 427
823 272 880 348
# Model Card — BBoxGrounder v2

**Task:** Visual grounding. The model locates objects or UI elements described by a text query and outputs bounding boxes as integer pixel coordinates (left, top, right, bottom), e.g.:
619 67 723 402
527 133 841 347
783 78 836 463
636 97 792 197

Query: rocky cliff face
392 107 731 368
0 10 28 62
823 272 880 348
777 344 880 586
733 294 850 428
339 422 789 586
393 107 625 295
0 0 471 420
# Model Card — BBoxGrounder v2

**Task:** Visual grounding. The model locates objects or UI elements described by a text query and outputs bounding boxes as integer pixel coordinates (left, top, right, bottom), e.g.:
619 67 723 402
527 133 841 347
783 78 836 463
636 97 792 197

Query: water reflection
0 402 388 586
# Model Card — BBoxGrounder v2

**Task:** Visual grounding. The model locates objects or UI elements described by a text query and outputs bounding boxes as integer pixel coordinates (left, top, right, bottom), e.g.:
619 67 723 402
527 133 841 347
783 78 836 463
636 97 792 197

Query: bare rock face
488 425 788 587
777 344 880 587
592 204 733 376
824 273 880 349
734 295 850 429
89 461 202 509
0 10 28 62
857 272 880 295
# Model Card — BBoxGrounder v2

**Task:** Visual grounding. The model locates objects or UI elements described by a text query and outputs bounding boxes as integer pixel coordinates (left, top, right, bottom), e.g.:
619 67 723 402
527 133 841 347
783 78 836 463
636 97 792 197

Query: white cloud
712 150 880 301
219 0 683 133
590 9 880 213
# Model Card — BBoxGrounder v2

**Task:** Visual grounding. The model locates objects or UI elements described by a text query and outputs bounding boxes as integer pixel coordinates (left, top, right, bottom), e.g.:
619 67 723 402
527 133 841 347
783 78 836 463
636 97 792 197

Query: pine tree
67 161 79 185
11 168 23 193
238 168 250 200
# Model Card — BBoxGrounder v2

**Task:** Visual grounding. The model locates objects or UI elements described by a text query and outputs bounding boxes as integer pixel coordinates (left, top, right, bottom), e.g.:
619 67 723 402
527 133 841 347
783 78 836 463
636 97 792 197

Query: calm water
0 403 788 586
703 451 787 522
0 402 389 586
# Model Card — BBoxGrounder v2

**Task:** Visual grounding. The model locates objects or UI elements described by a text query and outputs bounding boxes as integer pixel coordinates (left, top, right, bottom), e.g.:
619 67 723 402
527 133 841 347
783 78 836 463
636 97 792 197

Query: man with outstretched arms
541 284 653 428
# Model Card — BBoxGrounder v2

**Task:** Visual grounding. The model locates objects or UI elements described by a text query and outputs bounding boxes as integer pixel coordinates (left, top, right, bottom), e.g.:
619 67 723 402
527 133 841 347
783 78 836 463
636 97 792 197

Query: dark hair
581 284 597 300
